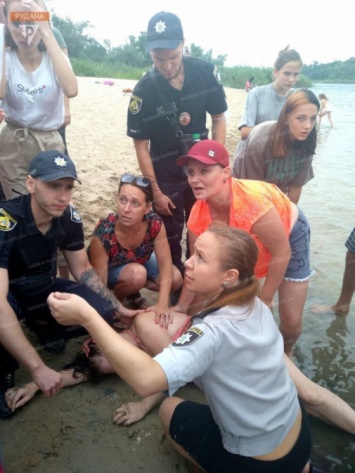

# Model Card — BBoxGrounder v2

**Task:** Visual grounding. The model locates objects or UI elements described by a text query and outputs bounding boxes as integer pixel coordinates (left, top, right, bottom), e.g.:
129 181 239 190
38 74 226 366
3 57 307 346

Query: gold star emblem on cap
155 21 166 34
54 156 67 167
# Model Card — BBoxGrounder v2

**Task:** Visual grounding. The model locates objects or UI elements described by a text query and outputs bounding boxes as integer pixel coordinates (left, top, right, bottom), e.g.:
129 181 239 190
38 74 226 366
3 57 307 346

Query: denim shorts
284 208 313 282
107 252 159 289
345 228 355 254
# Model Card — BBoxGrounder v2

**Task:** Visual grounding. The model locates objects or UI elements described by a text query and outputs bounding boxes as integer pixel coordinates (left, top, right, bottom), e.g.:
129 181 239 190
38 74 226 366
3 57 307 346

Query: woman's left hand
47 292 92 326
147 304 173 329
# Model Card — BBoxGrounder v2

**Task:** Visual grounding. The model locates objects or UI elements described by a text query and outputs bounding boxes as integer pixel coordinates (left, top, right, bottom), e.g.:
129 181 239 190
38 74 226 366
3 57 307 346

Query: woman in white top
0 0 77 199
47 225 318 473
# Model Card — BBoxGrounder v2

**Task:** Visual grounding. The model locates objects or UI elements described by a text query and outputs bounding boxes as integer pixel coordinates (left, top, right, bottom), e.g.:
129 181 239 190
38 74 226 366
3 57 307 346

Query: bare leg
113 263 147 300
284 355 355 435
145 265 183 294
278 280 308 356
312 250 355 316
318 113 323 129
332 250 355 314
159 397 206 472
327 111 334 127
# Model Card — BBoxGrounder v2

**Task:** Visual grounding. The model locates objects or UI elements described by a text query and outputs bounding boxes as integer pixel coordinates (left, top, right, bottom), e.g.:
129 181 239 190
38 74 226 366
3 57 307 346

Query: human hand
19 0 50 32
153 192 175 216
82 337 94 357
0 109 5 123
30 365 62 397
47 292 93 326
63 111 71 126
5 382 39 411
146 304 174 328
113 401 148 426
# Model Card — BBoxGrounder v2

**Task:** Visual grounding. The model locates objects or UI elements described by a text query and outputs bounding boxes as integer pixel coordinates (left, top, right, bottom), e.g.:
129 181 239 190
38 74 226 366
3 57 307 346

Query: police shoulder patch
213 65 222 84
129 94 143 115
70 206 82 223
172 327 204 347
0 208 17 231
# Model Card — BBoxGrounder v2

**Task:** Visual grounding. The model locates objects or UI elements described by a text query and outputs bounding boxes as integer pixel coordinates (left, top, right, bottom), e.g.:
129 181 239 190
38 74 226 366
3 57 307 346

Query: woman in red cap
175 139 310 357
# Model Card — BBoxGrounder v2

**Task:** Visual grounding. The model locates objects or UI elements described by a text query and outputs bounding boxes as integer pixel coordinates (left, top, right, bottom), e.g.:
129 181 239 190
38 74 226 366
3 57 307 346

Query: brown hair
203 224 259 311
269 88 320 158
318 93 328 101
118 181 153 203
274 45 302 71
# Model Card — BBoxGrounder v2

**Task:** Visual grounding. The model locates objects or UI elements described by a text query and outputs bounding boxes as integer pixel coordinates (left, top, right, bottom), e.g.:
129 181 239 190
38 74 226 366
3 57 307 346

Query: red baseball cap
176 140 230 168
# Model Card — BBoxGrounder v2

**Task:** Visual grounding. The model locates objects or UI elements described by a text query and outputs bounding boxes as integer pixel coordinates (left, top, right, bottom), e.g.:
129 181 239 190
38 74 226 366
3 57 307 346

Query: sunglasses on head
120 174 151 188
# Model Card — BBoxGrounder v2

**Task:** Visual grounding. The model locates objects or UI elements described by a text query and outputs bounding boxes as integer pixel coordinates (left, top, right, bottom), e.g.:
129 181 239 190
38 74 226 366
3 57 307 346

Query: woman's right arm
88 236 110 286
31 0 77 97
48 293 168 398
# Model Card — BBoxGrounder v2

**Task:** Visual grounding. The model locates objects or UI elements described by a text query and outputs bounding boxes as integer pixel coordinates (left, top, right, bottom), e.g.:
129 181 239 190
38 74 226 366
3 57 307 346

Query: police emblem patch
129 95 143 115
172 327 204 347
155 21 166 34
213 66 222 85
70 206 82 223
0 208 17 231
54 156 67 167
179 112 191 126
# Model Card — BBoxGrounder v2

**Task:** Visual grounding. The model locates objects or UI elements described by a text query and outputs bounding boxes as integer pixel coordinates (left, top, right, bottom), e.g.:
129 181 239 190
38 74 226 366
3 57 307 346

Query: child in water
318 93 334 128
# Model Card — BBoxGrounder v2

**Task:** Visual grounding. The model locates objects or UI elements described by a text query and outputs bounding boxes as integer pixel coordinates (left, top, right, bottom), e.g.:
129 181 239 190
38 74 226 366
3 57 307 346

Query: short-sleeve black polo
127 56 228 182
0 194 84 297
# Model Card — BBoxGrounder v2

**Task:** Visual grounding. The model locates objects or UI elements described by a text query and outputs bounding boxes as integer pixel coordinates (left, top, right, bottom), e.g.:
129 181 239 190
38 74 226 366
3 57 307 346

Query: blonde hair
203 224 259 311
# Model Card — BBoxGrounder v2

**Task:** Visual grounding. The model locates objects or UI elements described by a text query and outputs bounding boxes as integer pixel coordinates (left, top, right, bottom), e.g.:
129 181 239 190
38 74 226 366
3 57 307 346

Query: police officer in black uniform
0 150 134 418
127 12 227 273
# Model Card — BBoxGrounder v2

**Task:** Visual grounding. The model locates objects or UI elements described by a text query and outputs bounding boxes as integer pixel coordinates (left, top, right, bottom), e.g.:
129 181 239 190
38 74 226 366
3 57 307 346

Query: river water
290 83 355 471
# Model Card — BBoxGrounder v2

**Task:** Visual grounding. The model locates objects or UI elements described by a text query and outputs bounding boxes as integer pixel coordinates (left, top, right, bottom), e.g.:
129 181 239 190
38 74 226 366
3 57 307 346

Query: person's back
163 298 300 455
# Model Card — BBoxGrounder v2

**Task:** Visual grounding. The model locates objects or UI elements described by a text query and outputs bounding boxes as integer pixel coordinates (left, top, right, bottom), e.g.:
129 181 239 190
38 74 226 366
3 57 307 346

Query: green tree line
52 14 353 87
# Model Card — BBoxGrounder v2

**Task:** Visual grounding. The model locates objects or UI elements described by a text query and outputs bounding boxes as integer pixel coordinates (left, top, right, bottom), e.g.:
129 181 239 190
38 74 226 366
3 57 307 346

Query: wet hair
4 0 47 51
318 93 328 101
118 180 153 203
62 343 104 384
269 88 320 157
203 224 259 311
274 45 302 71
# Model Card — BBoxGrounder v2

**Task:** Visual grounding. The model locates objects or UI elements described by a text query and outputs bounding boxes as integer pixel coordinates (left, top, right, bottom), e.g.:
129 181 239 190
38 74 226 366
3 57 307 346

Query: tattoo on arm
80 268 121 316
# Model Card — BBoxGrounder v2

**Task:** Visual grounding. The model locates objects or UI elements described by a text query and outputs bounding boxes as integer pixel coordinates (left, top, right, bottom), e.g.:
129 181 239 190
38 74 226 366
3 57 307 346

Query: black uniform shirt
0 194 84 297
127 56 228 182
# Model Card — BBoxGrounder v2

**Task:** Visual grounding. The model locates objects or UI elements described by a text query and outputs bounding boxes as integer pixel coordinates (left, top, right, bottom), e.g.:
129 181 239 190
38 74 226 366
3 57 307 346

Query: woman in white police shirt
48 224 318 473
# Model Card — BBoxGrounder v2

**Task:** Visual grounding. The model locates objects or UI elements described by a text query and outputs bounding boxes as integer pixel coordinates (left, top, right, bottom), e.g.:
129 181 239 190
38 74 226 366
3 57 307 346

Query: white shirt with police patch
154 298 299 457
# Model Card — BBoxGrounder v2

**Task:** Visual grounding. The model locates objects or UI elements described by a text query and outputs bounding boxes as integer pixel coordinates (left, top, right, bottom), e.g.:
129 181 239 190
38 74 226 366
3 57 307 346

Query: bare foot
311 303 349 316
113 401 150 426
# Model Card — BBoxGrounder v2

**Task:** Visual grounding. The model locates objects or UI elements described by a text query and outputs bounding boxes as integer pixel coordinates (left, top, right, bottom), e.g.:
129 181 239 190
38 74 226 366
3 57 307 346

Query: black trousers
0 278 118 376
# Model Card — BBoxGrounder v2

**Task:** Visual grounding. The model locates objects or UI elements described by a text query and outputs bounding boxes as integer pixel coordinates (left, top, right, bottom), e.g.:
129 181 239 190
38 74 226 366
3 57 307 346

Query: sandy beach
0 77 245 473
